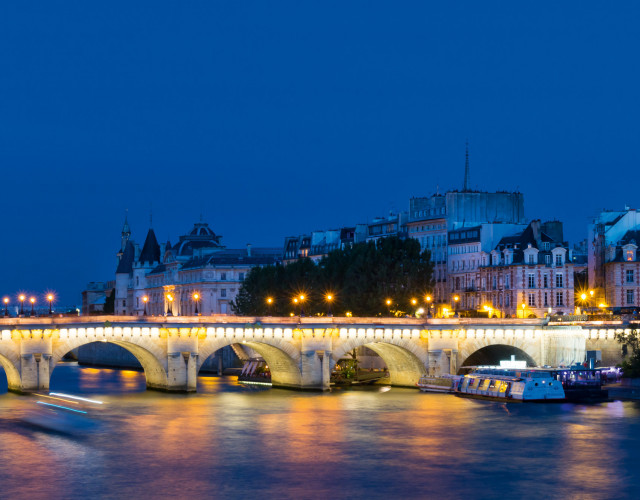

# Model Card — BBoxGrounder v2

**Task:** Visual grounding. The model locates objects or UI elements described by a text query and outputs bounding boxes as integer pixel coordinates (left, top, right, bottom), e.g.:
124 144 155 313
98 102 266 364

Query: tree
231 237 434 317
103 288 115 315
616 329 640 378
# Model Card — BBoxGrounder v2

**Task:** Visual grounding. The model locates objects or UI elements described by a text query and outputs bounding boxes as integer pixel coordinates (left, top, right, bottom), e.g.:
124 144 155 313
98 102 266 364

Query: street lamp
30 297 36 316
167 294 174 316
18 294 25 316
425 295 433 317
193 292 200 315
298 294 306 316
453 295 460 316
266 296 274 316
3 297 9 317
142 295 148 316
47 294 54 315
325 294 334 317
293 297 299 316
521 303 526 318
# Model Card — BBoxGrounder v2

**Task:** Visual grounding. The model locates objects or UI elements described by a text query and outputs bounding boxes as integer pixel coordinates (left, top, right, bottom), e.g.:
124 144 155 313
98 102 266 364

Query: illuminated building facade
114 218 280 316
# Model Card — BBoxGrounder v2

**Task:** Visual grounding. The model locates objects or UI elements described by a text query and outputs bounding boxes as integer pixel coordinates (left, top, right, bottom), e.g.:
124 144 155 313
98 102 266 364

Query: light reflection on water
0 363 639 499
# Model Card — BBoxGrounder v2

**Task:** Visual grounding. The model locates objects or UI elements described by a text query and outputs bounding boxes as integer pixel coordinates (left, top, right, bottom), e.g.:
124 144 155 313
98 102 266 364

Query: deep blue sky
1 1 639 305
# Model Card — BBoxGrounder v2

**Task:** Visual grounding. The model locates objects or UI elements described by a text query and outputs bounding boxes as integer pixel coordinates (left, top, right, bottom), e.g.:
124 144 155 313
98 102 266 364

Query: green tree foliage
616 329 640 378
231 237 433 317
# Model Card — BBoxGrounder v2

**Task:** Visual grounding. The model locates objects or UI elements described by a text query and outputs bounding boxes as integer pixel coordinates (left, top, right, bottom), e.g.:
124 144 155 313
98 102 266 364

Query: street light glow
30 297 36 304
411 298 417 305
266 297 273 304
385 298 392 306
142 296 149 303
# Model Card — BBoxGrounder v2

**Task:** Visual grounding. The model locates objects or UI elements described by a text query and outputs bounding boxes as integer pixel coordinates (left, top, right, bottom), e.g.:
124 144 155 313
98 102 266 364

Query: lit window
627 250 634 262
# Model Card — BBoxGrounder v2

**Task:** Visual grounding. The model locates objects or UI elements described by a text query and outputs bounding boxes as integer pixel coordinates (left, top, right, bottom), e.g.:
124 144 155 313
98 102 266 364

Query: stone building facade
114 218 280 316
450 220 574 318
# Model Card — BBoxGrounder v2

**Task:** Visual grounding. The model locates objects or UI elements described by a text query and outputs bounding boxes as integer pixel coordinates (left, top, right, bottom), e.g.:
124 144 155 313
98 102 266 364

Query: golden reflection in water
257 395 346 464
118 370 142 391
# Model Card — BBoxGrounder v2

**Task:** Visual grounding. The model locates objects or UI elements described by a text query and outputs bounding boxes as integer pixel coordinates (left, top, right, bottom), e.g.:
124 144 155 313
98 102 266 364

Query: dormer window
555 254 563 266
528 254 535 265
627 250 634 262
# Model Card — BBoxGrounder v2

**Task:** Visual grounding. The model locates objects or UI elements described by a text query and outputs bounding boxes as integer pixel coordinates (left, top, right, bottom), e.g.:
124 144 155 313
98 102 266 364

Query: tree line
231 236 434 317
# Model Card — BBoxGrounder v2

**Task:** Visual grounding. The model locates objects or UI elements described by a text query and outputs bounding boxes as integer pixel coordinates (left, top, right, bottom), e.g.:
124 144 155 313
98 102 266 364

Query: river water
1 363 639 499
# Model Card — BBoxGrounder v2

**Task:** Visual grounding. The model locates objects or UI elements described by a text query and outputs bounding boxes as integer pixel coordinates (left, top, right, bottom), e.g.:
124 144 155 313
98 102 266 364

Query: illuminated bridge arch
331 328 428 387
51 329 169 390
198 328 303 389
0 342 22 392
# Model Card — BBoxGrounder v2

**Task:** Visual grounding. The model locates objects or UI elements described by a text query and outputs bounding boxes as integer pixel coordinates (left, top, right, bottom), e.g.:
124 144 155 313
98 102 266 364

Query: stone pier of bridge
0 316 631 393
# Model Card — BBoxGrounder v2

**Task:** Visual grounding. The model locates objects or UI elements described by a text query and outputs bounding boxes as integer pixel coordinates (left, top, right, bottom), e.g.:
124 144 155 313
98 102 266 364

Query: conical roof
139 228 161 265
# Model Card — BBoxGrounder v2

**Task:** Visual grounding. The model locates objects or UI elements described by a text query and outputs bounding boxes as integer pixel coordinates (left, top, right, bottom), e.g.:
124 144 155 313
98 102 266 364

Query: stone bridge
0 316 631 393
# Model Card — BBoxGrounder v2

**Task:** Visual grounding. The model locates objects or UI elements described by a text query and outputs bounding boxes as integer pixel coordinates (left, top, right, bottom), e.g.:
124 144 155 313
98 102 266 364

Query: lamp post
266 296 274 316
30 297 36 317
293 297 299 316
385 298 392 316
521 303 526 318
47 294 53 315
299 294 305 317
19 294 25 316
325 294 334 317
167 294 174 316
3 297 8 317
453 295 460 316
193 292 200 315
425 295 433 317
142 295 148 316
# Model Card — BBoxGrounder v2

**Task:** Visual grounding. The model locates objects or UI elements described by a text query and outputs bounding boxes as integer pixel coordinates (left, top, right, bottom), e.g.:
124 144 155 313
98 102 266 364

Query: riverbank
607 379 640 401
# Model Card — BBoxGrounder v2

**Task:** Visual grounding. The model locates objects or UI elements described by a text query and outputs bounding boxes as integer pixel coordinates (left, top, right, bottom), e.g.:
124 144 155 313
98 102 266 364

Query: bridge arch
198 338 302 389
51 339 169 391
0 351 22 392
332 338 427 387
458 343 538 374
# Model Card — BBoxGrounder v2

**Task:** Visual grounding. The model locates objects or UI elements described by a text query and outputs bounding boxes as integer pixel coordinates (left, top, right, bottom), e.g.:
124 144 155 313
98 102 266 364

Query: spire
121 209 131 251
463 140 470 191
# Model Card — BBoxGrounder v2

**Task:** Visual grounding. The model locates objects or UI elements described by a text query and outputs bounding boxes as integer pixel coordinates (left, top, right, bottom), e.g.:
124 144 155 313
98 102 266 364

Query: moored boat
457 368 565 402
417 374 462 393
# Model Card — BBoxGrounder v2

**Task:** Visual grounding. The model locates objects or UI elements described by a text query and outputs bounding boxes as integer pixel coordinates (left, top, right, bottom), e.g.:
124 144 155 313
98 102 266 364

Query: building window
221 289 227 298
544 292 548 307
627 290 635 305
505 294 510 307
239 273 245 281
543 275 548 288
221 273 227 280
556 292 564 306
122 300 125 307
555 254 563 266
528 254 535 265
492 276 497 290
528 273 535 289
555 273 563 288
545 254 551 265
626 270 634 283
528 293 536 307
505 275 510 289
627 250 634 262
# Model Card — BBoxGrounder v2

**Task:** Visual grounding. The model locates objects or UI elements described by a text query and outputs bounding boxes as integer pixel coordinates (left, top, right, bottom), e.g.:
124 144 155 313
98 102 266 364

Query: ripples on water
1 363 639 499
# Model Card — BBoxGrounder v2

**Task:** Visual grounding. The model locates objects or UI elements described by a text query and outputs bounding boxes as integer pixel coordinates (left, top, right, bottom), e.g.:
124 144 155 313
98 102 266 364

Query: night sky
1 1 639 305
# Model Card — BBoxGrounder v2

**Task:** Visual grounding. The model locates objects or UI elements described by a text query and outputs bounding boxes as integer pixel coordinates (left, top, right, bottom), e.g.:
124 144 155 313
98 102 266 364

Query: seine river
1 363 640 499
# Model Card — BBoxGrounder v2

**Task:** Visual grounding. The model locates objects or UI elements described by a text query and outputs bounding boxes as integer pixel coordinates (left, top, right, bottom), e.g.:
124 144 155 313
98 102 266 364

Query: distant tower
121 210 131 252
463 141 470 192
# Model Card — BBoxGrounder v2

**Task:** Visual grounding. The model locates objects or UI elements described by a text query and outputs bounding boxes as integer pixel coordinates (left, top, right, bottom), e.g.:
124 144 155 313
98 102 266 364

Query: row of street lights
141 292 202 316
2 293 55 316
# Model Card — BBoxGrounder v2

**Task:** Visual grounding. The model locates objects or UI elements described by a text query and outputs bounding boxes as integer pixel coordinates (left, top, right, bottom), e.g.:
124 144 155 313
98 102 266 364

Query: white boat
457 368 565 402
417 374 462 393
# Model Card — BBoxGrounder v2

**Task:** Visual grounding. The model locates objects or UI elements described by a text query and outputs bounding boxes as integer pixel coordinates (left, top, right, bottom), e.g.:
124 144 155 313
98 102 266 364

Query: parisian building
451 220 574 318
407 148 526 312
588 207 640 308
114 217 281 316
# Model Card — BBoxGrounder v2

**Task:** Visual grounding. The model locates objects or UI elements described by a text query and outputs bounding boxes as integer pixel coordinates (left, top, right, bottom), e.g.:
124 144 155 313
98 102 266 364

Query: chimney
530 220 541 244
246 243 252 257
